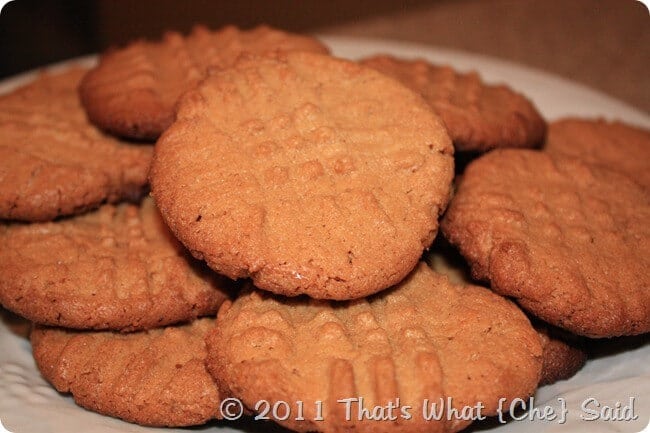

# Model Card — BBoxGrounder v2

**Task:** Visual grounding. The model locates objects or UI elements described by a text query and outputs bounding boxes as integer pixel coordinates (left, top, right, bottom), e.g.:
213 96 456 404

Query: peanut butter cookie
205 263 542 433
361 55 546 152
426 236 587 386
0 197 231 330
441 149 650 337
544 117 650 188
151 51 454 300
0 67 152 221
31 318 223 426
80 25 330 140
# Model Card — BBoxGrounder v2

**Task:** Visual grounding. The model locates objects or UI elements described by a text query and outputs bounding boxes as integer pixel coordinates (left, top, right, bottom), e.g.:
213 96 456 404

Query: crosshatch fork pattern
206 263 543 433
31 318 223 427
0 68 152 221
360 55 546 152
151 51 455 300
79 25 330 140
0 197 230 331
441 149 650 337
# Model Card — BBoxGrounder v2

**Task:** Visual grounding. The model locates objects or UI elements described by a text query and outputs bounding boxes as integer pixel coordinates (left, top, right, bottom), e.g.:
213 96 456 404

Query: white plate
0 36 648 433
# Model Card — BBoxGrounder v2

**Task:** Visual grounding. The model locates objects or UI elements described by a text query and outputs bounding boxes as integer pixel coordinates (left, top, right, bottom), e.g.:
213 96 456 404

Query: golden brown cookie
441 149 650 337
205 262 542 433
31 318 223 427
536 324 587 386
151 51 454 300
544 117 650 188
361 55 546 153
80 25 330 140
426 236 587 386
0 67 152 222
0 197 231 331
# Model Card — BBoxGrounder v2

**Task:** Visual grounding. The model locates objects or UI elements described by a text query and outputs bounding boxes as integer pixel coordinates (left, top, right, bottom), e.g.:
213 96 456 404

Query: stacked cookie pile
0 25 647 432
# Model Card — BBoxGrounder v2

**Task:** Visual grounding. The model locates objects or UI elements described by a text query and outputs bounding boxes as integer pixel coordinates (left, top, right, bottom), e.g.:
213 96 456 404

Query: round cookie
0 197 231 331
544 117 650 188
31 318 223 427
80 25 330 140
426 236 587 386
361 55 547 153
0 67 152 222
205 262 542 433
441 149 650 337
151 51 454 300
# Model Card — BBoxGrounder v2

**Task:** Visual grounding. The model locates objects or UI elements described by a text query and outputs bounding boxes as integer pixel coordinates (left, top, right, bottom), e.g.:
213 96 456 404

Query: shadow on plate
584 333 649 360
193 417 294 433
463 415 509 432
0 306 31 339
204 416 508 433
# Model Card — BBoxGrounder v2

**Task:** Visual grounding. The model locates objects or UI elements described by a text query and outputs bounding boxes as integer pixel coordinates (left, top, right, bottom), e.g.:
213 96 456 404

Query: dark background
0 0 433 78
1 0 648 113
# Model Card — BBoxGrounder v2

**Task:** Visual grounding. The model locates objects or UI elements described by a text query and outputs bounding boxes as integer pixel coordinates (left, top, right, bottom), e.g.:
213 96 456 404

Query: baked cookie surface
0 67 152 222
205 262 542 433
361 55 546 153
536 325 586 386
441 149 650 337
80 25 330 140
425 236 587 386
544 117 650 188
31 318 223 427
0 197 231 330
151 51 454 300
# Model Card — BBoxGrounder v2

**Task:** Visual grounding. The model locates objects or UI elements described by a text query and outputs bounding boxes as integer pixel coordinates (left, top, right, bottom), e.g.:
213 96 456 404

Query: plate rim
0 36 648 433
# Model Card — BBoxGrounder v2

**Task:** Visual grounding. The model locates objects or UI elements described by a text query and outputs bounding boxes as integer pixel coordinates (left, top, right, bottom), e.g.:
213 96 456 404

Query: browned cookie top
31 318 223 427
151 51 454 300
206 263 542 433
0 67 152 222
361 55 547 153
0 197 231 331
544 117 650 188
441 149 650 337
80 25 330 140
426 237 587 386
